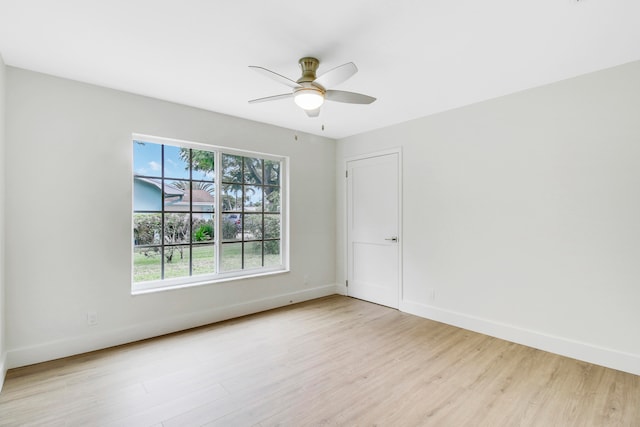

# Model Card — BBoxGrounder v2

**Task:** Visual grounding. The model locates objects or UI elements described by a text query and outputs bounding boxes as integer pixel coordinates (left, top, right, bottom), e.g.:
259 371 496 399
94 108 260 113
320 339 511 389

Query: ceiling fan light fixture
294 88 324 110
249 58 375 116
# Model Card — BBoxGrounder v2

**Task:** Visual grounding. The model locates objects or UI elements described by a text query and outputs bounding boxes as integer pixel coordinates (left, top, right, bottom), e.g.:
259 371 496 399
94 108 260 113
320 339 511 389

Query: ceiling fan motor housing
295 57 326 102
297 57 321 84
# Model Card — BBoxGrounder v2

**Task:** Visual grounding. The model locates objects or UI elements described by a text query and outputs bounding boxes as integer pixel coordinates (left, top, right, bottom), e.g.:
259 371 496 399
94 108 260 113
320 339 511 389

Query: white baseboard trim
7 284 338 370
400 299 640 377
0 351 7 392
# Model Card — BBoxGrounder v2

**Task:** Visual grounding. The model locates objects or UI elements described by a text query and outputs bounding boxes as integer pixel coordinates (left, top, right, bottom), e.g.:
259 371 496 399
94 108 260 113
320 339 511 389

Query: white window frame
132 133 289 294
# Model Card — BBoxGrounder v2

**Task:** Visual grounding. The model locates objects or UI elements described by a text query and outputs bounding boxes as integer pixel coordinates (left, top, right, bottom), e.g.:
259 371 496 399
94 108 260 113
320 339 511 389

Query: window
132 135 287 293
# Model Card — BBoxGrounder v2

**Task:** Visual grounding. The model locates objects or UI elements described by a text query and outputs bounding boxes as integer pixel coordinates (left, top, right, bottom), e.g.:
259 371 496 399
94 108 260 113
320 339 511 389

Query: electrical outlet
87 311 98 326
303 274 309 285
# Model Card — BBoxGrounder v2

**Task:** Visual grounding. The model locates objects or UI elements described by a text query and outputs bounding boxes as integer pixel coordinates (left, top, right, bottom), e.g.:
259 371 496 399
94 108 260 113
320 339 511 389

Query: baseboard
7 284 338 370
0 351 7 392
400 299 640 377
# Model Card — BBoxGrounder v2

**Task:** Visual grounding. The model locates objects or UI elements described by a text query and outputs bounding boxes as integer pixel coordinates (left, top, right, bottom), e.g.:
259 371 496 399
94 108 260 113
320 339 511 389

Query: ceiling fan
248 57 376 117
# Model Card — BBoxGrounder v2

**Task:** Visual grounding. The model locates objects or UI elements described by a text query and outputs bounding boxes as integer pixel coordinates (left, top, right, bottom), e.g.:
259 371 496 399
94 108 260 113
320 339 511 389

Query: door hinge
345 170 348 178
346 280 349 287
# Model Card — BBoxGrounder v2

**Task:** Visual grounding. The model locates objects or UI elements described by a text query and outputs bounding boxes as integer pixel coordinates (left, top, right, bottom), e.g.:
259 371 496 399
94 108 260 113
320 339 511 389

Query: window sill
131 268 290 295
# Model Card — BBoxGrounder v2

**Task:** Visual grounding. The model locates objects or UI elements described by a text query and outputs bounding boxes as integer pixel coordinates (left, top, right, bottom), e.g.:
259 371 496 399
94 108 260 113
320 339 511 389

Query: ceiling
1 1 639 139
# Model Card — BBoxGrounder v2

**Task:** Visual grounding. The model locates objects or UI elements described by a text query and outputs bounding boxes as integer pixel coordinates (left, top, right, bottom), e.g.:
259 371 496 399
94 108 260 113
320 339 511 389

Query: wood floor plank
1 295 638 426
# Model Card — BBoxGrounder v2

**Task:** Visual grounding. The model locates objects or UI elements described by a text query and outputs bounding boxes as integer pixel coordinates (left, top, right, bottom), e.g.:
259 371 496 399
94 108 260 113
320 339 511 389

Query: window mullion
189 148 193 277
241 157 245 270
160 144 165 280
215 150 222 274
261 159 265 267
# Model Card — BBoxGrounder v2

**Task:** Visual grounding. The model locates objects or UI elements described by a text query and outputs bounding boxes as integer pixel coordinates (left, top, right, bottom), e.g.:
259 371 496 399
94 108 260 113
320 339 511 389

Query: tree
133 214 161 246
181 150 280 189
171 180 214 192
133 213 191 263
163 214 190 263
179 148 214 175
222 219 238 240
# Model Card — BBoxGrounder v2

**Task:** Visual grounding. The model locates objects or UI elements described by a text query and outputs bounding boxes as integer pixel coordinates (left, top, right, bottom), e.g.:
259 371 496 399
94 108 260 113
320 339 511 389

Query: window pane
264 187 280 212
192 244 215 275
133 141 162 178
191 181 215 217
244 157 262 184
192 217 214 242
134 213 162 246
244 186 263 211
164 245 190 279
222 214 241 242
191 149 215 181
244 214 263 240
222 183 242 212
222 154 242 183
163 145 190 180
133 246 162 282
134 177 162 211
164 213 190 244
244 241 262 269
221 243 242 271
264 160 280 186
164 180 189 211
264 240 281 267
264 214 280 239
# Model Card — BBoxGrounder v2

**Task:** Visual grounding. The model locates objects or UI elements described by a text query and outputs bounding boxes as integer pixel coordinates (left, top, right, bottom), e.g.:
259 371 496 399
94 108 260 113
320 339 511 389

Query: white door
347 152 401 309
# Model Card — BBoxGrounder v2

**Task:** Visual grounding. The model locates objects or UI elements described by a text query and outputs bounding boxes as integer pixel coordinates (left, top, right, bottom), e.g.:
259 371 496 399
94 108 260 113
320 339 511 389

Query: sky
133 141 213 181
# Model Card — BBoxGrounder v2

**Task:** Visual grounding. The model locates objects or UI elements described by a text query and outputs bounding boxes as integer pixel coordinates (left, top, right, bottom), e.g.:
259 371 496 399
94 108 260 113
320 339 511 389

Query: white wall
337 61 640 375
0 54 6 388
5 68 336 368
5 59 640 377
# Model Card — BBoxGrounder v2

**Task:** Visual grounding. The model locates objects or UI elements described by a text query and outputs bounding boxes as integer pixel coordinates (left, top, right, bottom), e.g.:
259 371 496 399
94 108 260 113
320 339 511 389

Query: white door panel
347 152 400 308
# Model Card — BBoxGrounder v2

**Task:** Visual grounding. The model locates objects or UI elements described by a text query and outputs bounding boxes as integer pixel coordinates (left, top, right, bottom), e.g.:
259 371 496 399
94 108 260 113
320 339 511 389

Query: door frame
344 147 403 307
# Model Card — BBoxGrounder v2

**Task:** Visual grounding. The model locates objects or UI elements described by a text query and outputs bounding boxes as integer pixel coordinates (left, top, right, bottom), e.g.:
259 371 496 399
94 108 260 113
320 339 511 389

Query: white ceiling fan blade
249 66 301 89
305 108 321 118
325 90 376 104
248 93 293 104
314 62 358 89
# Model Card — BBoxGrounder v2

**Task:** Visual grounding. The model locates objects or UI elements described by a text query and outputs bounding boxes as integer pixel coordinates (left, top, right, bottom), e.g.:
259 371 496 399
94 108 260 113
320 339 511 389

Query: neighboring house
133 177 214 219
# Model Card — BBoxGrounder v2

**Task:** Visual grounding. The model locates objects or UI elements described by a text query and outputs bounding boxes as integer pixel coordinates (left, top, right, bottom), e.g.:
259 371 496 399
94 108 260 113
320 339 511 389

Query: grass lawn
133 242 280 283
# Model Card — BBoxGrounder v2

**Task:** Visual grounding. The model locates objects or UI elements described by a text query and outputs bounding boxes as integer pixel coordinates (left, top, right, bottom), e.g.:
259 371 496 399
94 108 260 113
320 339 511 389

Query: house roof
183 189 215 204
135 177 184 197
135 177 215 205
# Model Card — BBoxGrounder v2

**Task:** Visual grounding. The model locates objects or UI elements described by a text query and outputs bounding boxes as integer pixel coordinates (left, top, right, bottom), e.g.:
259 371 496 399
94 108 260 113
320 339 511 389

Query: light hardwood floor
1 295 639 426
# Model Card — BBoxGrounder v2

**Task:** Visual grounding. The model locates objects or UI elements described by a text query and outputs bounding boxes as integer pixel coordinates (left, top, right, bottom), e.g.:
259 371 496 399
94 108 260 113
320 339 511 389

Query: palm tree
171 180 214 192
